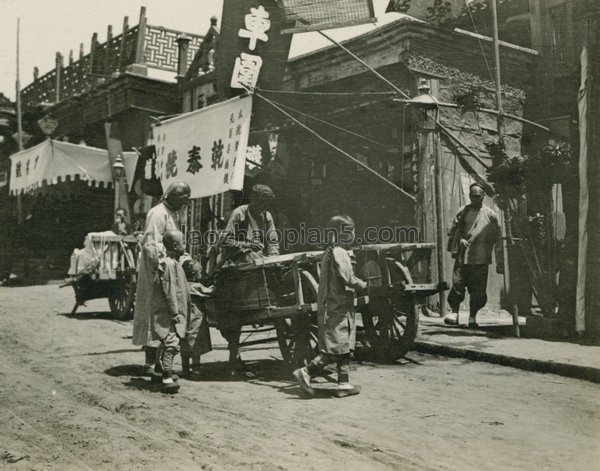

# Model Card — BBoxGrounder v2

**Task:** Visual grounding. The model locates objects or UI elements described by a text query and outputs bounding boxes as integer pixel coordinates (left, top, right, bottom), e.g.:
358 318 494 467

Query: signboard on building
152 95 252 199
280 0 376 34
216 0 292 99
386 0 486 26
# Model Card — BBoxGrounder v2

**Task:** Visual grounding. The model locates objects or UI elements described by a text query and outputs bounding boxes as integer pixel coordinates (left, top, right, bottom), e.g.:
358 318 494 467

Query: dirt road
0 285 599 470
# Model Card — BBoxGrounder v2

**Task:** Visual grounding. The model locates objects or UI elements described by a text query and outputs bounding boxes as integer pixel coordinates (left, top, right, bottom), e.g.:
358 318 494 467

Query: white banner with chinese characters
152 95 252 199
9 139 138 195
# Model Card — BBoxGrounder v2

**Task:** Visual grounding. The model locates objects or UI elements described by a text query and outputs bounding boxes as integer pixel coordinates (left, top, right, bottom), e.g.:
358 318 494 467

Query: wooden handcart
192 242 446 368
63 234 140 320
355 242 447 361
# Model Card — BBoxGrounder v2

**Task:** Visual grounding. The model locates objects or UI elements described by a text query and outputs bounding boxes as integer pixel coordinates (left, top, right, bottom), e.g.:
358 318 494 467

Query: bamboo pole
15 18 23 224
434 111 447 316
492 0 520 336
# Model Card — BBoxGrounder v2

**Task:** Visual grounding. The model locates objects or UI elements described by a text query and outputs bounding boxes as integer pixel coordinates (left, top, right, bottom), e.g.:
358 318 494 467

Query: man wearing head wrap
444 183 502 328
132 181 191 375
220 184 280 376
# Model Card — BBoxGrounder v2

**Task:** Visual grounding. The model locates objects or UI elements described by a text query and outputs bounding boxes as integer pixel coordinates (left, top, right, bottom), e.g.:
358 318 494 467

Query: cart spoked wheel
275 269 319 369
361 296 419 362
108 274 136 320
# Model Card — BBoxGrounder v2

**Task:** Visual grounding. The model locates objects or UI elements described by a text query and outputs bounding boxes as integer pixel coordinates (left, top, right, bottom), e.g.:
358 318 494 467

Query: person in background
293 214 366 398
444 183 502 328
112 208 130 236
132 182 190 376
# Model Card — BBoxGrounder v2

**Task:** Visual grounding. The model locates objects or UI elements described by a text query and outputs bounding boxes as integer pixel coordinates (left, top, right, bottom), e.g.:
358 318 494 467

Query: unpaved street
0 285 599 470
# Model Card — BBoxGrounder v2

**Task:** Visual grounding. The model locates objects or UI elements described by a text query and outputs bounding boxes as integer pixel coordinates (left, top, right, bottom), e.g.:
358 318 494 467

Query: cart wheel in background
275 270 319 369
108 275 136 320
361 296 419 362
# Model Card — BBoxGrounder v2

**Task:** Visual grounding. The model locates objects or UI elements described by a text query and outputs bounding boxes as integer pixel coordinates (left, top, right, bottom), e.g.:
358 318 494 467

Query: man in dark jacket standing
444 183 502 328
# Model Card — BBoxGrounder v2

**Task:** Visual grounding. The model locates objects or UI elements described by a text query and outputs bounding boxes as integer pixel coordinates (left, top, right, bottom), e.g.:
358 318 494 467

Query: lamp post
113 154 125 213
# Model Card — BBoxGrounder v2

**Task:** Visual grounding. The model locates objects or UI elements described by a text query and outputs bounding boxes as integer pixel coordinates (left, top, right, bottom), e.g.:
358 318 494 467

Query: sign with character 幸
152 95 253 199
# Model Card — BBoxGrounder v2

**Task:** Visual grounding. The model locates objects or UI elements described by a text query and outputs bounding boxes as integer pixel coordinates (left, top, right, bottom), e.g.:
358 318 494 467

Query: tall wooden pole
492 0 519 336
15 18 23 224
434 110 447 316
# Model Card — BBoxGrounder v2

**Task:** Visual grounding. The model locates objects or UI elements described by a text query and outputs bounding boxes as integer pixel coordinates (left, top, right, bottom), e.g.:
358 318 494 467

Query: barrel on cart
194 251 323 369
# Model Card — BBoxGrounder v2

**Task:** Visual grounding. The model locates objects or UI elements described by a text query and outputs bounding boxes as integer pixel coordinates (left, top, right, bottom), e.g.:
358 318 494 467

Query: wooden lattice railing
21 9 203 108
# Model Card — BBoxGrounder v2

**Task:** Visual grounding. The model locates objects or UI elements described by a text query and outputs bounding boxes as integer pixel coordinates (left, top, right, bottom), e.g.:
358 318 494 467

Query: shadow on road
84 348 141 356
58 310 131 322
422 328 504 339
105 363 148 377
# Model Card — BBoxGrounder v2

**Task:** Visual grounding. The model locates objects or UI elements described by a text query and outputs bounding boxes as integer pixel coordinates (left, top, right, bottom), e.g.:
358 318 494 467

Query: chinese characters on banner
216 0 292 99
385 0 487 26
8 140 138 195
152 95 253 199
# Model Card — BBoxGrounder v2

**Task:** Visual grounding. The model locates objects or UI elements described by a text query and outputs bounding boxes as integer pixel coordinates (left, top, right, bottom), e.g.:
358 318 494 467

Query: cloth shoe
293 367 314 396
161 378 180 394
334 383 360 398
151 372 178 384
182 367 203 381
443 313 459 326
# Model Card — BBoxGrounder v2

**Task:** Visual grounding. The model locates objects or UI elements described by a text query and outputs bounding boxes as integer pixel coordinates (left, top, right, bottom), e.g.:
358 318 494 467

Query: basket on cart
63 233 140 320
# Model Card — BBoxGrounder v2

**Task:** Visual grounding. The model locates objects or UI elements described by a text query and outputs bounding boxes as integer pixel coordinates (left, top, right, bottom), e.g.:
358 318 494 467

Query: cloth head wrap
160 182 191 203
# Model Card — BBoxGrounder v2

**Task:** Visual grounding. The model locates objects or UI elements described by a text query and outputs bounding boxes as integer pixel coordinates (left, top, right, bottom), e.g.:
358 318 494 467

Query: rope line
254 91 416 203
317 30 411 100
258 88 397 97
263 95 398 151
466 2 495 84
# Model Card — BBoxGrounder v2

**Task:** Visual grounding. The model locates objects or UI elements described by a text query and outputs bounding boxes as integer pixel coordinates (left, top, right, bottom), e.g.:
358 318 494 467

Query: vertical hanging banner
152 96 253 199
215 0 293 99
280 0 376 34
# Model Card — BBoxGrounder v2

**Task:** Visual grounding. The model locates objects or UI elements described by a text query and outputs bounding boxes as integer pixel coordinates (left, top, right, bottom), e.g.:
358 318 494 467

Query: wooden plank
119 17 129 71
135 7 147 64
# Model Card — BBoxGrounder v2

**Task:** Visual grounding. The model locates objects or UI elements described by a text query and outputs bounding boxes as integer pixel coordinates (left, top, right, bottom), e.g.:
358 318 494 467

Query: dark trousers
447 263 489 317
306 353 350 384
157 329 180 378
221 325 243 368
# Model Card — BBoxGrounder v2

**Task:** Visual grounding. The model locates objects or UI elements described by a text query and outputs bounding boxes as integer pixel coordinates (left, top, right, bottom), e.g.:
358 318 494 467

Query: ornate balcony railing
21 8 203 108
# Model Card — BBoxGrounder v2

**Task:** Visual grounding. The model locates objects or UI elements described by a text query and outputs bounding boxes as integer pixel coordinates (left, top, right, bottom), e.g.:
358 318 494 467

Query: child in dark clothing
293 215 366 398
151 230 189 394
180 258 212 379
